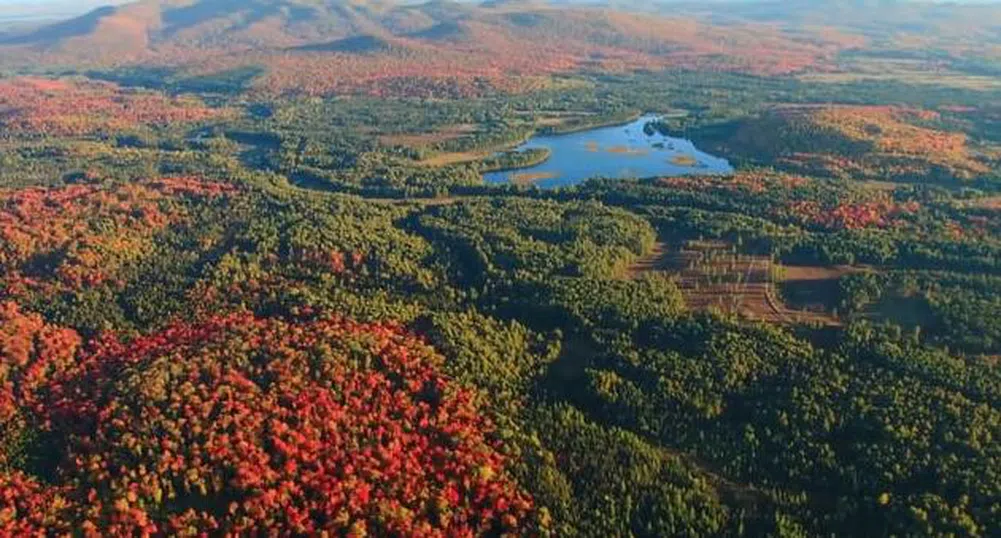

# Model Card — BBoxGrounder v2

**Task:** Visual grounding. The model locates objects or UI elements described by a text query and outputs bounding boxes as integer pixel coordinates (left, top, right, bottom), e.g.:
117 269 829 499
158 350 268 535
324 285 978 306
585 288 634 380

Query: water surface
484 114 733 188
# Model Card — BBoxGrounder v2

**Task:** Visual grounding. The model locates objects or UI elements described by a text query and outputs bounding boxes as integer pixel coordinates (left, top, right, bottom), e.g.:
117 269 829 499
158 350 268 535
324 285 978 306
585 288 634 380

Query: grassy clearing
799 57 1001 90
379 124 478 148
417 151 489 167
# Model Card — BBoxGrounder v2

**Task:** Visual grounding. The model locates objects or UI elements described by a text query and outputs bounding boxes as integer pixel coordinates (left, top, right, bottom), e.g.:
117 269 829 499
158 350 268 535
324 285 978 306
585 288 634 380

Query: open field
628 241 842 326
780 264 860 281
417 150 490 167
799 58 1001 90
379 124 478 148
777 263 867 319
799 72 1001 90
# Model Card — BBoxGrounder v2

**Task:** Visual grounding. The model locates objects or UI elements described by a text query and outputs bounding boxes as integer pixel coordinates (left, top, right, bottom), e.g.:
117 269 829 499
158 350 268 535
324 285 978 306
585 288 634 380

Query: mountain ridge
3 0 999 97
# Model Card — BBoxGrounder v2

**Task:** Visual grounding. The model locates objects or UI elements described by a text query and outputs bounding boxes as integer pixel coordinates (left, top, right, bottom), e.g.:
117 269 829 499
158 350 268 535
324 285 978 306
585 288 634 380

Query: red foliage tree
2 312 537 537
0 301 81 439
0 77 228 136
0 179 235 296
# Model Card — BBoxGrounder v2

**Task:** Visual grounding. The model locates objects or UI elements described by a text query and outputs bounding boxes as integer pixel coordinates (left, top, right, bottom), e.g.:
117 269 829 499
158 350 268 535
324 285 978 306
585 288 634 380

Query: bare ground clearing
628 241 843 326
379 124 477 148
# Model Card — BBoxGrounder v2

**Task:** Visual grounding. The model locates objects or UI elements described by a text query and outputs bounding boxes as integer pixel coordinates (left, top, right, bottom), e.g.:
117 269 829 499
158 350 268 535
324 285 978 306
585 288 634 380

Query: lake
483 114 733 188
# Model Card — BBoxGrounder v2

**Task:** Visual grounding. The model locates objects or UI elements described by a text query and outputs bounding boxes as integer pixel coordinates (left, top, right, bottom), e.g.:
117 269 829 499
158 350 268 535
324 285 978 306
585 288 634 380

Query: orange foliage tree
0 178 235 297
713 105 989 182
0 77 227 136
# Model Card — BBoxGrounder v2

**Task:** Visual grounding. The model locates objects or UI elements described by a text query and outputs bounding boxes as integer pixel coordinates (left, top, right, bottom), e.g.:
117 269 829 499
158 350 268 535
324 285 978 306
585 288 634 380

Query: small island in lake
483 114 732 188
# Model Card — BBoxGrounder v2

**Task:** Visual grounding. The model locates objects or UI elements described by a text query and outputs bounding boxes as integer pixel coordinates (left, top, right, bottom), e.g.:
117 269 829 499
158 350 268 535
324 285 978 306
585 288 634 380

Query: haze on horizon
3 0 1000 20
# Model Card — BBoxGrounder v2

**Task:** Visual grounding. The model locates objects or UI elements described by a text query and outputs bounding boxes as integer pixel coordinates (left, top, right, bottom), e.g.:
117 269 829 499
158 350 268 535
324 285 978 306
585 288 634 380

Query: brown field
799 72 1001 90
380 124 477 148
628 241 842 326
777 263 868 317
418 151 489 167
799 58 1001 90
780 264 859 281
513 110 597 129
513 110 598 118
366 196 464 208
625 242 673 277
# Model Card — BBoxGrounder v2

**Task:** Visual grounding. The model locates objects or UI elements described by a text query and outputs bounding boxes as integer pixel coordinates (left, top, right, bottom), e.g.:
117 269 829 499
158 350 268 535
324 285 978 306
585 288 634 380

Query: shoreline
479 147 553 174
537 110 645 136
479 112 652 175
431 110 677 171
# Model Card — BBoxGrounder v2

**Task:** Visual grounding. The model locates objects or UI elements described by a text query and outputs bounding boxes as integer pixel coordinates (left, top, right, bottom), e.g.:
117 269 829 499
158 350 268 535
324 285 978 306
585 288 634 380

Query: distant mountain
1 0 454 53
0 0 829 55
0 1 135 24
1 0 999 96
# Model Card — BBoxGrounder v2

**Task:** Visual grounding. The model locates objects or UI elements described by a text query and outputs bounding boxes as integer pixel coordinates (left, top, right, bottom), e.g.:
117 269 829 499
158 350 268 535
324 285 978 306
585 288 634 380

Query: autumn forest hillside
2 0 1001 536
0 0 873 95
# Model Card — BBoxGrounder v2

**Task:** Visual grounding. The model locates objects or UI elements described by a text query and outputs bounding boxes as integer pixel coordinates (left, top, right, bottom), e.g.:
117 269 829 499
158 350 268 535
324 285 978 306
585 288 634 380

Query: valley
1 1 1001 537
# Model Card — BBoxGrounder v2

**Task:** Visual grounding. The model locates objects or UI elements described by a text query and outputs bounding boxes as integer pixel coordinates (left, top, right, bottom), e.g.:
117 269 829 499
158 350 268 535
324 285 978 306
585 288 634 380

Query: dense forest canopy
1 0 1001 536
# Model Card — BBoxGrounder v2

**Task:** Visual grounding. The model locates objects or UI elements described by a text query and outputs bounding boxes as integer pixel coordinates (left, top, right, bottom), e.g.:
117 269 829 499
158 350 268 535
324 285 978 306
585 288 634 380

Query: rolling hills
0 0 857 96
690 105 993 182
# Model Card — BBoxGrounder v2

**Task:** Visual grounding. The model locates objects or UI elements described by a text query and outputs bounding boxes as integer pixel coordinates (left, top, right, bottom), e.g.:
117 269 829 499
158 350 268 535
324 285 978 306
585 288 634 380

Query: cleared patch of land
625 242 672 277
365 196 464 207
628 241 843 326
379 124 477 148
799 58 1001 90
780 264 859 281
513 110 597 118
512 110 599 129
777 263 868 318
418 151 490 167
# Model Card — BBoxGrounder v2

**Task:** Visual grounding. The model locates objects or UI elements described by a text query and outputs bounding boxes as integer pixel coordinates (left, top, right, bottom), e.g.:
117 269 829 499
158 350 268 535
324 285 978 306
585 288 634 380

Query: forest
2 0 1001 536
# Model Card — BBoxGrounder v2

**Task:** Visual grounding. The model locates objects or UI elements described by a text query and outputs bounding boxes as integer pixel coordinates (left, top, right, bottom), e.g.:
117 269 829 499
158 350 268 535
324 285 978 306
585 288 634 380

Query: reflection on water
484 114 733 188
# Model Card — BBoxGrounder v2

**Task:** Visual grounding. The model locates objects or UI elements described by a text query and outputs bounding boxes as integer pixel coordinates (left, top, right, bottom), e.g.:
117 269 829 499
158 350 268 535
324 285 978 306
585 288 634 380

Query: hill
0 0 858 96
691 105 993 182
0 304 535 535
